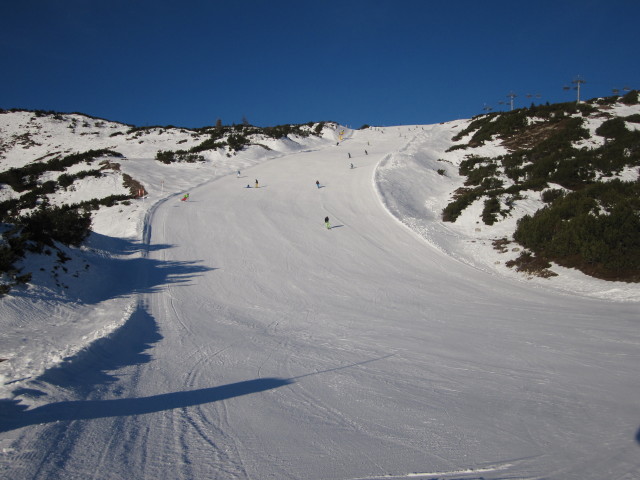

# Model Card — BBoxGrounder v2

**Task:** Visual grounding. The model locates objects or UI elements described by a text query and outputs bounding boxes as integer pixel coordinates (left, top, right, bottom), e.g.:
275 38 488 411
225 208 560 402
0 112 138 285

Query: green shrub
513 181 640 280
596 117 628 139
442 188 482 222
21 205 92 247
189 137 226 153
227 133 250 151
482 197 501 225
541 188 565 204
621 90 639 105
0 149 121 191
0 243 20 272
57 173 75 188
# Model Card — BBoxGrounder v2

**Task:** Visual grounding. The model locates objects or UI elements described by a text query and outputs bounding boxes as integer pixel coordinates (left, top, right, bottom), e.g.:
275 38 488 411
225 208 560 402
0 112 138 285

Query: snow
0 111 639 480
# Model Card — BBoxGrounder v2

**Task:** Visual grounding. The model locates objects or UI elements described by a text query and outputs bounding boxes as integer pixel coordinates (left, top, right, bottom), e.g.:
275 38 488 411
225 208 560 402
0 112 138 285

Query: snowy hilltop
0 99 639 480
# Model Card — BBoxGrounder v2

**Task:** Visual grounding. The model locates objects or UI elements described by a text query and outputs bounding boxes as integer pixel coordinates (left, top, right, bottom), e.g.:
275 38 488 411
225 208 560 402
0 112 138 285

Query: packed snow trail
2 126 639 480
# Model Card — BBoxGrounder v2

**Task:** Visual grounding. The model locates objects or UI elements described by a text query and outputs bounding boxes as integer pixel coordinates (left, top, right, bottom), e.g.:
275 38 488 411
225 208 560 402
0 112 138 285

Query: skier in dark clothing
316 180 320 189
325 216 331 229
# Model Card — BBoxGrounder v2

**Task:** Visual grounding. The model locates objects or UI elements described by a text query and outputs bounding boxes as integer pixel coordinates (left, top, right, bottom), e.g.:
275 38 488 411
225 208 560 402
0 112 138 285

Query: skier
255 179 259 188
181 193 189 201
325 216 331 229
246 184 251 188
316 180 320 189
350 163 354 169
348 152 351 158
237 170 241 178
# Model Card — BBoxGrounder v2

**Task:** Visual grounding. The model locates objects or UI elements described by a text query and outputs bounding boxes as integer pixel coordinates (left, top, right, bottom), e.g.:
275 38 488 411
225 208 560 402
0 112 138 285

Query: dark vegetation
0 150 143 293
443 91 640 281
155 121 327 163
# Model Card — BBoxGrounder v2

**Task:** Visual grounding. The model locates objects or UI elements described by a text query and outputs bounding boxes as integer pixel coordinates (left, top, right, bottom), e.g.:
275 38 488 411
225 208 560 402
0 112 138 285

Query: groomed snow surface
1 122 639 480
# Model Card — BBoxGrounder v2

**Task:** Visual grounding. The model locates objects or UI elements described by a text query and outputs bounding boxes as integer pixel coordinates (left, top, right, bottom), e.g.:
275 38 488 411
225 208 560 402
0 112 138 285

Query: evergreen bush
621 90 639 105
482 197 501 225
513 181 640 281
21 205 92 247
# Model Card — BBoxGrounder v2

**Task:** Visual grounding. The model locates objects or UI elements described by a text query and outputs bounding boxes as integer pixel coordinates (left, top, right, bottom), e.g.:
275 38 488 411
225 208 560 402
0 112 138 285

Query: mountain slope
0 110 639 480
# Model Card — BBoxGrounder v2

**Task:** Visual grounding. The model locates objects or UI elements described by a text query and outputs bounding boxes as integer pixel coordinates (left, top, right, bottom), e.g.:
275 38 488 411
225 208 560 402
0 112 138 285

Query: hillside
440 90 640 282
0 110 334 293
2 95 639 297
0 103 639 480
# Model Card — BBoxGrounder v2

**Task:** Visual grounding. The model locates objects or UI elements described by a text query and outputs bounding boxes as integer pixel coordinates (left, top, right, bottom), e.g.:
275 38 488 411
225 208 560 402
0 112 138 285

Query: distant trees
155 121 329 161
156 150 205 163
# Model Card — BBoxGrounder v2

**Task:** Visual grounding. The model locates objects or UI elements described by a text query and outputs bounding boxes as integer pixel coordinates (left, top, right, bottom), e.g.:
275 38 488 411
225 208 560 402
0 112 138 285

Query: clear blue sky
1 0 638 128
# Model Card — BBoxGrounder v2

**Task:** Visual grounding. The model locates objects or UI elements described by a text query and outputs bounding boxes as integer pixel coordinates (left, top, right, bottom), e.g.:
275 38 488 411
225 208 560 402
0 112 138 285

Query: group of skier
184 140 367 230
235 159 361 230
243 178 259 188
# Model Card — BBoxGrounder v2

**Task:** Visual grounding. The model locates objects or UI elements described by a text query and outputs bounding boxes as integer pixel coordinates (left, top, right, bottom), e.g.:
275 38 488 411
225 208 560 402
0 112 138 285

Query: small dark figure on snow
255 179 259 188
325 216 331 229
316 180 320 189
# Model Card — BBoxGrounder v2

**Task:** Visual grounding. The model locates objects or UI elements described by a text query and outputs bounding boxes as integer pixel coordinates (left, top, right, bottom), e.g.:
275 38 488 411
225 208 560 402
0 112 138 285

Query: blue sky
1 0 638 128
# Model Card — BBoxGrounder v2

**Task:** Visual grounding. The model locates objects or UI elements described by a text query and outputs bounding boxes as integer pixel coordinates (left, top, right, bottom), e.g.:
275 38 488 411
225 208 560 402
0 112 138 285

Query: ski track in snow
0 122 639 479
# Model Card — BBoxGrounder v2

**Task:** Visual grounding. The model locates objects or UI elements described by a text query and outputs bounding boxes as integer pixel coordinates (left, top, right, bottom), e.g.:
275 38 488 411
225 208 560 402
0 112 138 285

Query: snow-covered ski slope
1 123 639 480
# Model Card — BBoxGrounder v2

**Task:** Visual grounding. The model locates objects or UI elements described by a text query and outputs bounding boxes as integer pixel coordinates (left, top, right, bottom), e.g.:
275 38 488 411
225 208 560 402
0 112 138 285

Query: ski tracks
147 286 251 479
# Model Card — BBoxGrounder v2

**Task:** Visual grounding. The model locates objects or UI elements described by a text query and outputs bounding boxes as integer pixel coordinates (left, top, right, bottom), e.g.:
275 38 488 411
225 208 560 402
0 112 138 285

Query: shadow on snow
37 301 162 391
11 231 215 305
0 378 292 433
0 302 292 433
0 301 392 434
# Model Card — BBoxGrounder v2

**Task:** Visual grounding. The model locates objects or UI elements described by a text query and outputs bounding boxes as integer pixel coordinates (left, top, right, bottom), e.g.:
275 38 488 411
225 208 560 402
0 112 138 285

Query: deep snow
0 114 639 480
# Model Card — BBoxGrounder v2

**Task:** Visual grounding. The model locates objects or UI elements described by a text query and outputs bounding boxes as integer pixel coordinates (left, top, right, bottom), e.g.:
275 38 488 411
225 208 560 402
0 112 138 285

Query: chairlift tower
572 75 586 103
506 91 517 111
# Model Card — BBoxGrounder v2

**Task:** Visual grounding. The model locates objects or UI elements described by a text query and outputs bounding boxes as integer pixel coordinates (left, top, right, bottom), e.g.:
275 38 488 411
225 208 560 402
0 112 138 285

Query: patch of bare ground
502 120 568 151
506 251 558 278
492 237 511 253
